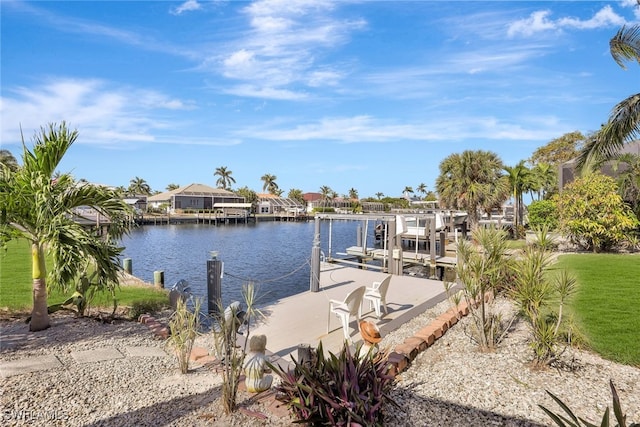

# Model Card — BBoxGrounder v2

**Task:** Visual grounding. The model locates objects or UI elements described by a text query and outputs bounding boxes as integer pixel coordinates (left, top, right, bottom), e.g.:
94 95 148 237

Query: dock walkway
251 262 451 367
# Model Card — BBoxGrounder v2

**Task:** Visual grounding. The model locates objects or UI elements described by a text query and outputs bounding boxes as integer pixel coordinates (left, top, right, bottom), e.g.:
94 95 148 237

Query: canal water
119 220 380 308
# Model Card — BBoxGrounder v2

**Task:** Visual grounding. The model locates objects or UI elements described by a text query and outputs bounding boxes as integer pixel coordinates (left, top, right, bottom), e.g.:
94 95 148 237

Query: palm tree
287 188 305 206
261 173 278 194
0 123 132 331
403 186 414 199
375 192 384 200
166 183 180 191
348 188 358 200
435 150 509 230
128 177 151 195
214 166 236 190
504 161 531 237
416 183 427 200
529 162 557 200
578 25 640 170
612 152 640 217
319 185 332 209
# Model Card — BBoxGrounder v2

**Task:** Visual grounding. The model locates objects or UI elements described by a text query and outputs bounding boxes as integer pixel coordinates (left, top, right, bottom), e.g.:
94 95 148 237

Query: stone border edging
138 314 170 339
386 293 491 377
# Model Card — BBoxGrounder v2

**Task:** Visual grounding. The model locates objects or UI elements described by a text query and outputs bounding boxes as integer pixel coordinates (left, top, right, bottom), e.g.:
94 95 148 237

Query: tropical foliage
578 25 640 169
540 380 639 427
128 176 151 195
214 166 235 190
527 199 559 230
0 122 132 331
261 173 279 195
454 227 513 351
531 131 584 167
436 150 509 229
504 160 531 237
269 341 397 426
510 242 577 365
556 173 639 252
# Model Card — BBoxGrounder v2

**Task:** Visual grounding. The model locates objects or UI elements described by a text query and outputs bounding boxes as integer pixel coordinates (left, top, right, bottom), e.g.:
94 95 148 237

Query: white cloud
508 6 626 37
0 78 194 146
236 115 567 144
171 0 202 16
212 0 365 99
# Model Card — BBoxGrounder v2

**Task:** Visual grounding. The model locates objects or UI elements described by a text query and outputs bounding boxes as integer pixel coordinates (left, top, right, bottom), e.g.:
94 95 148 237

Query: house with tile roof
147 183 250 214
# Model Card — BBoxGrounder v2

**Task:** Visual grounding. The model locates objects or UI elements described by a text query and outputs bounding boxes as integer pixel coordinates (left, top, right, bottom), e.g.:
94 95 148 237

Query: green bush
527 199 558 230
128 299 168 320
269 341 398 426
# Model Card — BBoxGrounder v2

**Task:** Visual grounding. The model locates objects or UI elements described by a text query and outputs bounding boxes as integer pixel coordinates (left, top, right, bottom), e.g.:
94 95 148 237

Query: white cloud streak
1 78 196 147
508 6 626 38
171 0 202 16
237 115 569 144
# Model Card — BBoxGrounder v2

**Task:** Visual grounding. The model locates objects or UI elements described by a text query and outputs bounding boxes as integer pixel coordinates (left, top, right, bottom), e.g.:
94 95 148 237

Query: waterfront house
256 193 305 215
147 183 250 215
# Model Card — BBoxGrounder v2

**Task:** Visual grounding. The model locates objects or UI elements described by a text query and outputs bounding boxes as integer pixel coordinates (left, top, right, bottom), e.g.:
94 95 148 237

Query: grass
552 253 640 367
0 239 169 316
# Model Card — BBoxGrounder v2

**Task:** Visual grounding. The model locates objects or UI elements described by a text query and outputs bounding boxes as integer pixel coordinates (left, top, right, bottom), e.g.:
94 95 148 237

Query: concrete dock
250 261 452 365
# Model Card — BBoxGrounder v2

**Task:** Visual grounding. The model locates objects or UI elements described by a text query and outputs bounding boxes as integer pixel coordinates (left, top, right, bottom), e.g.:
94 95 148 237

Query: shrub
128 298 167 320
269 341 398 426
168 297 202 374
455 227 514 350
556 173 639 252
528 199 559 230
510 246 576 366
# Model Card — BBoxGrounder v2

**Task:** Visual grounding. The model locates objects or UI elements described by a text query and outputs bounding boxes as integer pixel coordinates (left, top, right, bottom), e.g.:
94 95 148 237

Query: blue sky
2 0 639 199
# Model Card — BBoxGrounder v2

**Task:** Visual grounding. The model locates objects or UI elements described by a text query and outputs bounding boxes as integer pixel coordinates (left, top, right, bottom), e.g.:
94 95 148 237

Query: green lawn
552 253 640 367
0 239 169 315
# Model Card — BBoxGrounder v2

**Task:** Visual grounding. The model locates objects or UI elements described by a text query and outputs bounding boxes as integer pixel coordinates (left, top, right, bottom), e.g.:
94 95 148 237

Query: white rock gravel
1 298 638 426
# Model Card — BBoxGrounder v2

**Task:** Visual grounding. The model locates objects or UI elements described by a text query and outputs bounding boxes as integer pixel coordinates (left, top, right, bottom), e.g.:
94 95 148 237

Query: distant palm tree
319 185 332 209
578 25 640 170
288 188 305 206
214 166 235 190
416 183 427 199
261 173 279 194
348 188 358 200
529 162 556 201
403 186 414 198
436 150 509 229
375 192 384 200
504 161 531 237
166 183 180 191
128 177 151 195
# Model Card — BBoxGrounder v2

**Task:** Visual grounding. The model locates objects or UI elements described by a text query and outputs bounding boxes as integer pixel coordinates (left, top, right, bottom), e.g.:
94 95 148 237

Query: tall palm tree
578 25 640 170
214 166 236 190
435 150 509 230
416 183 427 199
403 186 414 198
504 161 531 237
0 123 132 331
529 162 557 200
128 176 151 195
348 188 358 200
375 192 384 200
319 185 332 209
261 173 278 194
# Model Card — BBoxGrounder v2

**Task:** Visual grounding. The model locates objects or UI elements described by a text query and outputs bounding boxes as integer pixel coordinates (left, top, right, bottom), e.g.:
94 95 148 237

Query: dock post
310 216 321 292
154 270 164 289
123 258 132 274
207 252 223 314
